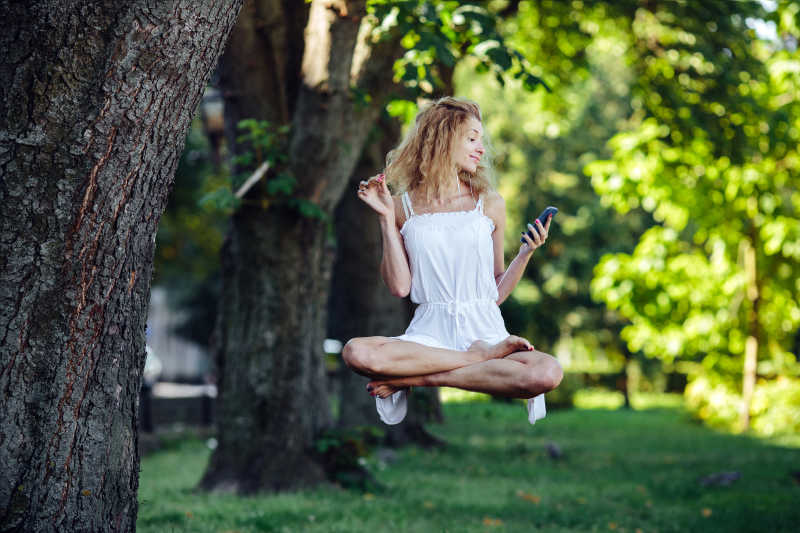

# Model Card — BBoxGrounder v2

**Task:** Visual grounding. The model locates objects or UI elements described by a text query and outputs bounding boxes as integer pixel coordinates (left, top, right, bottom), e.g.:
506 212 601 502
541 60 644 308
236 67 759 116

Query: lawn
137 395 799 532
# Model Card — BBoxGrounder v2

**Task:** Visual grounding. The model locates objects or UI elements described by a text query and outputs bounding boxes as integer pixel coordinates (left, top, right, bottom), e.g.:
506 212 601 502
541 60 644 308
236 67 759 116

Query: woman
342 97 563 425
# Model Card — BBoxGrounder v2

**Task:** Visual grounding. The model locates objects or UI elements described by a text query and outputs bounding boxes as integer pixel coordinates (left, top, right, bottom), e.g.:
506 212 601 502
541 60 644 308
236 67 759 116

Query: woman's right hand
357 173 393 219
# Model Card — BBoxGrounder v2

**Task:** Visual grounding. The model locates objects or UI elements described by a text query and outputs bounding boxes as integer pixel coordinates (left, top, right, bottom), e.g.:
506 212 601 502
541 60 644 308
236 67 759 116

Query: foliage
367 0 549 96
137 401 800 532
585 0 800 433
686 374 800 437
455 0 799 432
456 0 653 379
199 119 328 222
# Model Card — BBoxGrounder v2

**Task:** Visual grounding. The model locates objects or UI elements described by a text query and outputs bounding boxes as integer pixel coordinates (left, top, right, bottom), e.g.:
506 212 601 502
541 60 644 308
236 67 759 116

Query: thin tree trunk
740 232 760 431
0 1 242 530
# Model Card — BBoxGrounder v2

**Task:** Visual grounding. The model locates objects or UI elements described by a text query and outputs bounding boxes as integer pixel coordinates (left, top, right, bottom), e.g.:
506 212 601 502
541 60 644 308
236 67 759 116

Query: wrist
378 212 396 227
517 247 534 260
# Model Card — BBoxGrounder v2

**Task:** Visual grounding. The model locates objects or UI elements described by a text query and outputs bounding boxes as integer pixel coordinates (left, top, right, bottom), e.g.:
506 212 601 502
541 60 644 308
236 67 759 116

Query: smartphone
521 206 558 243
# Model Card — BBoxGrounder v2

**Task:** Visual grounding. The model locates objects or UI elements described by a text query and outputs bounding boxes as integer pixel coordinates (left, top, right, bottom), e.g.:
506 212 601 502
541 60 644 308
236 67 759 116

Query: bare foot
468 335 533 360
367 380 410 399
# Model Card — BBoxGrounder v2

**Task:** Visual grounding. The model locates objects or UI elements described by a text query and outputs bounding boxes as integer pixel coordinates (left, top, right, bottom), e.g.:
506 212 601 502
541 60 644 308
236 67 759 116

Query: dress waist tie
417 298 496 350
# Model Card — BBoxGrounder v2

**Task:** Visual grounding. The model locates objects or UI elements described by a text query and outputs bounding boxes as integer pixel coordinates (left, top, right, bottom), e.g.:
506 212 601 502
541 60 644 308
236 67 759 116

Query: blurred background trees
584 0 800 434
149 0 800 492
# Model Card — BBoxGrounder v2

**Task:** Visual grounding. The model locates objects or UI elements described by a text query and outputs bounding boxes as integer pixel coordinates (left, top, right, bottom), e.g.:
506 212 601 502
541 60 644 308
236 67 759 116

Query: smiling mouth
470 155 480 162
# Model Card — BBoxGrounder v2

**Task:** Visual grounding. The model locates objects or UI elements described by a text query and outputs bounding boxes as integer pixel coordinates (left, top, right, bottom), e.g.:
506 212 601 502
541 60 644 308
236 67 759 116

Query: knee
542 359 564 392
341 338 373 375
522 358 563 395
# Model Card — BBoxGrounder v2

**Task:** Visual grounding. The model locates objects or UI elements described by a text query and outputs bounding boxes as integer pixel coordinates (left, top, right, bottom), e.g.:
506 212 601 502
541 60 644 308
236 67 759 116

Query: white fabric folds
376 389 408 425
527 394 547 424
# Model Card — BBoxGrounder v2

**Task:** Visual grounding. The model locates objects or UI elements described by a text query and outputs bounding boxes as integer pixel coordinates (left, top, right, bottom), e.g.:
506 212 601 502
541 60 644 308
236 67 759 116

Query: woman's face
453 116 485 174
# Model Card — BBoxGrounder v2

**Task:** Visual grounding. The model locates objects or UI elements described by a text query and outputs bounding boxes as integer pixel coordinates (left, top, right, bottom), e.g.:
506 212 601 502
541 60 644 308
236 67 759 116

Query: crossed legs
342 335 563 399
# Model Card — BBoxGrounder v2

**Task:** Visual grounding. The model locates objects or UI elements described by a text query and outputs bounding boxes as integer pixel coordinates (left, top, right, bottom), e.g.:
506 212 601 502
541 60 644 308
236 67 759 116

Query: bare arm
378 197 412 297
357 175 412 297
484 191 551 305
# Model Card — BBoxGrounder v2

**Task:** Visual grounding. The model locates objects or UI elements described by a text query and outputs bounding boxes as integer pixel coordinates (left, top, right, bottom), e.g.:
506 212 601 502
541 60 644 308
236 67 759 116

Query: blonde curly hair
384 97 495 201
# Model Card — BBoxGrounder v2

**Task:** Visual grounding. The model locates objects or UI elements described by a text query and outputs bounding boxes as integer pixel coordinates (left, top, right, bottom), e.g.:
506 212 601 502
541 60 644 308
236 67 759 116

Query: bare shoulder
482 190 506 225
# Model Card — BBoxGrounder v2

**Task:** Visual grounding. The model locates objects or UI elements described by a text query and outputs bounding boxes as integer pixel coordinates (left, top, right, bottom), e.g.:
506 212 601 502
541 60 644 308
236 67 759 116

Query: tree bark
0 1 242 530
201 0 405 492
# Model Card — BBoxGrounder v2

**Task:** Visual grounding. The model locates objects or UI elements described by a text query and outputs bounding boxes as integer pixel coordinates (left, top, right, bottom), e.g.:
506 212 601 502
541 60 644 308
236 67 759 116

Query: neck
435 173 464 198
430 182 470 204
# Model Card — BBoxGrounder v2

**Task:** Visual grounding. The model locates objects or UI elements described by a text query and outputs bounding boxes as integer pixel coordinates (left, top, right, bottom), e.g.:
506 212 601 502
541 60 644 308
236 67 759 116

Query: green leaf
266 173 297 196
486 47 512 71
198 187 240 212
386 99 419 123
289 198 328 221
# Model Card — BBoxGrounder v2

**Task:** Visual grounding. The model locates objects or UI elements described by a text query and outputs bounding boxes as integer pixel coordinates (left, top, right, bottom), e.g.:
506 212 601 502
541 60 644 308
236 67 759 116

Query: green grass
138 399 799 532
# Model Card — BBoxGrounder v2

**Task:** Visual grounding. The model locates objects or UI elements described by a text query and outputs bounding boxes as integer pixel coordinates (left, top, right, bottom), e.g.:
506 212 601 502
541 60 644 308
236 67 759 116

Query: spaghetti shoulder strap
402 191 415 218
476 195 484 213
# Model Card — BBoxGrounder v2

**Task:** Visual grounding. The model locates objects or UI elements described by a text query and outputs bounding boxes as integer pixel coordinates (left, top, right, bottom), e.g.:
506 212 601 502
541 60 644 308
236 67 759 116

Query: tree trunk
329 113 443 445
740 232 760 431
0 1 242 530
201 0 404 492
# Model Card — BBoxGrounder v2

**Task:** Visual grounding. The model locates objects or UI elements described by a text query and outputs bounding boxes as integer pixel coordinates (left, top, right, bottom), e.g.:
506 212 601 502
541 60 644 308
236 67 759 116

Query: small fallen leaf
702 508 712 517
81 489 91 496
636 529 643 533
636 485 647 494
482 517 504 527
185 511 193 519
363 493 374 501
608 522 617 530
423 501 435 509
576 497 587 504
516 490 541 504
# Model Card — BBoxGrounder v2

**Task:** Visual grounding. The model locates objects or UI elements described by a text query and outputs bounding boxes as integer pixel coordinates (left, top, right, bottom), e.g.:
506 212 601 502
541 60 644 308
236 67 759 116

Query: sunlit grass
439 386 492 403
441 388 686 411
571 389 686 410
138 399 799 532
572 387 626 409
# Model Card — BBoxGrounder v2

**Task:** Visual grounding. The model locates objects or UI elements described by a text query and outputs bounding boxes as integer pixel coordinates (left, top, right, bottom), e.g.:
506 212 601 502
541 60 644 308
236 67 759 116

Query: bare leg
368 349 563 399
342 335 534 379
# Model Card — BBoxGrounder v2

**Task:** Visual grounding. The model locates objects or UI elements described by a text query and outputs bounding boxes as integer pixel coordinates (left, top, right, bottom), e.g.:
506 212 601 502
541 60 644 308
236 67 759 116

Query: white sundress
376 191 547 425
